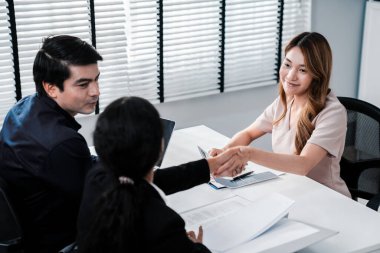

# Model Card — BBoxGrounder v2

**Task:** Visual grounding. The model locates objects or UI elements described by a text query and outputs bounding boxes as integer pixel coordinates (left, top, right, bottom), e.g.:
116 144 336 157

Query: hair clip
118 176 134 185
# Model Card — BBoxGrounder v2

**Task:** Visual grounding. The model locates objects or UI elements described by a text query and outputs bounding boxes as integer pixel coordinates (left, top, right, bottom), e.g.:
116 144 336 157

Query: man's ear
42 81 58 98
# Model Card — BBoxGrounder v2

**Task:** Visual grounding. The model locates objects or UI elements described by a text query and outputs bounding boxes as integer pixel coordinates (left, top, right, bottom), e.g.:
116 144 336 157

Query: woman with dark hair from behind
78 96 211 253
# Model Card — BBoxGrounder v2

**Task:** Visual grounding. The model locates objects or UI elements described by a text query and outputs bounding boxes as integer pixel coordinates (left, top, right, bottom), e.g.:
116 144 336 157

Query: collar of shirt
149 181 167 203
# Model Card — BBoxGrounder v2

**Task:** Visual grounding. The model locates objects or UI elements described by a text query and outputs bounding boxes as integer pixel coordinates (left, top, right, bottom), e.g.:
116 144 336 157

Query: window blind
163 0 221 102
224 0 280 91
123 0 160 104
13 0 91 98
0 0 311 128
0 1 15 126
94 0 132 111
282 0 311 58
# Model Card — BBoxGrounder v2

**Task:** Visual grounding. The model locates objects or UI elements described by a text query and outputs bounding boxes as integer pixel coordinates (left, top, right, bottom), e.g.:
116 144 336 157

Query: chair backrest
338 96 380 200
0 176 23 253
366 192 380 211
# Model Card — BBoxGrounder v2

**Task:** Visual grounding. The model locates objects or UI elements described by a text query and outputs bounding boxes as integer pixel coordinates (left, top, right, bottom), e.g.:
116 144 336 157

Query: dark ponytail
79 181 142 253
79 96 163 253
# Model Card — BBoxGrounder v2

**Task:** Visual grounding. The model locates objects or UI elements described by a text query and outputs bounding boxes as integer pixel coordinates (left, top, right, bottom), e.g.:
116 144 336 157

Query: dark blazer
77 159 211 252
0 94 93 253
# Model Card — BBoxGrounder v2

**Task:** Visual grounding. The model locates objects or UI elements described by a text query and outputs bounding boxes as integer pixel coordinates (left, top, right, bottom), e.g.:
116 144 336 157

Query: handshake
198 145 251 178
198 145 278 189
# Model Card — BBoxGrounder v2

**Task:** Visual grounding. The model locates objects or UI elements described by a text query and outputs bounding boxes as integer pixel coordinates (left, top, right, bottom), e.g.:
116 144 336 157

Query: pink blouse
253 91 351 197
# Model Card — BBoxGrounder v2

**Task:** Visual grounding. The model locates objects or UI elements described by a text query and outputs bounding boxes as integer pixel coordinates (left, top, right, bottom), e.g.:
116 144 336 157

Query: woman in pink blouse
211 32 350 197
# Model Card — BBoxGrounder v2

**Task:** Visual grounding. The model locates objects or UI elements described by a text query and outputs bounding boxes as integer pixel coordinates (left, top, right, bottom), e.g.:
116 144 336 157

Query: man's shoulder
1 94 86 164
5 94 35 121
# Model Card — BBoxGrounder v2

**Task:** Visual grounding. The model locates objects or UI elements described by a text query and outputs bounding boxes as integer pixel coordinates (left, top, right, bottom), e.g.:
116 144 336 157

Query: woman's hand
187 226 203 243
207 146 250 177
207 148 242 177
212 146 251 176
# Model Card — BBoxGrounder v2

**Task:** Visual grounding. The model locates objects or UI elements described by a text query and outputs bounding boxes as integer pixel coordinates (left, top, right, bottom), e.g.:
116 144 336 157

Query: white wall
311 0 366 97
358 1 380 108
156 85 278 150
80 0 366 150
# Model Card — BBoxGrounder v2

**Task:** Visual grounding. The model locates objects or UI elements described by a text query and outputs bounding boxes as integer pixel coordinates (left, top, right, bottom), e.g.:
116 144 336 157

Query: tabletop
160 125 380 253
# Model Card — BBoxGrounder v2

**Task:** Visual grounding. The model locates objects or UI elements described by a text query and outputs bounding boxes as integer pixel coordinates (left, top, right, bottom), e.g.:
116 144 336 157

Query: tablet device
214 171 278 188
155 118 176 168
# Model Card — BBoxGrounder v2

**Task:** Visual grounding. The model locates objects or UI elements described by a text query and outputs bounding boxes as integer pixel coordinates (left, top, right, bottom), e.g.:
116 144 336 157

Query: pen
231 171 254 181
197 145 209 159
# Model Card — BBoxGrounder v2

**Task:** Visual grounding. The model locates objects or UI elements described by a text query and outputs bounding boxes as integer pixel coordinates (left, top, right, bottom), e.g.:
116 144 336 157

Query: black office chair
338 96 380 201
0 176 23 253
366 192 380 211
59 242 77 253
0 176 79 253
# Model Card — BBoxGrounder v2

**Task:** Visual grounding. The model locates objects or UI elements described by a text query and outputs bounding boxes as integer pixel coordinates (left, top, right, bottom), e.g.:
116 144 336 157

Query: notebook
155 118 176 168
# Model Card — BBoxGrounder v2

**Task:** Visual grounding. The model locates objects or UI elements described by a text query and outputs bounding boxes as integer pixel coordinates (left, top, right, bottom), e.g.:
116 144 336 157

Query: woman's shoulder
263 95 285 114
84 163 115 193
324 91 346 114
314 90 347 124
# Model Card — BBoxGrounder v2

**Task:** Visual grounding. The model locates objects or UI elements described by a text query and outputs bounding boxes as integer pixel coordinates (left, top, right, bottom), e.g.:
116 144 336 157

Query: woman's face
280 46 313 98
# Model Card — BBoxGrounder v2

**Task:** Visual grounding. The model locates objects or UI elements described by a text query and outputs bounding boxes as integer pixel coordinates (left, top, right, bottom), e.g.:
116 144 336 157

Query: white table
161 125 380 253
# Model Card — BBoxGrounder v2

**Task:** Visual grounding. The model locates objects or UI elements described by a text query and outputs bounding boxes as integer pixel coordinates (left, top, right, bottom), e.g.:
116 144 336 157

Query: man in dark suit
0 35 102 252
0 35 242 253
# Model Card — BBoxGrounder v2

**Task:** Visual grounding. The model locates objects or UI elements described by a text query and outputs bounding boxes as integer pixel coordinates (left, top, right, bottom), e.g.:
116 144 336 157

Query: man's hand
207 147 248 177
208 147 224 157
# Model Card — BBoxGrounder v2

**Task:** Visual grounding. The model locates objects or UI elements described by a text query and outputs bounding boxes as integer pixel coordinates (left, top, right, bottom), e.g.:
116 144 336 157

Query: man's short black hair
33 35 103 96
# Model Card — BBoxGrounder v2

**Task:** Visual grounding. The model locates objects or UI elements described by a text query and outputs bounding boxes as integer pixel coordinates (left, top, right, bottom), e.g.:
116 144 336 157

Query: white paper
225 219 318 253
181 196 252 231
89 146 97 156
202 193 295 252
225 219 337 253
166 183 235 214
209 179 226 189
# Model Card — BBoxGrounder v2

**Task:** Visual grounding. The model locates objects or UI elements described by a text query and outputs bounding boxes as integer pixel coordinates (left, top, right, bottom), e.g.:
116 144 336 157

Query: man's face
53 64 100 116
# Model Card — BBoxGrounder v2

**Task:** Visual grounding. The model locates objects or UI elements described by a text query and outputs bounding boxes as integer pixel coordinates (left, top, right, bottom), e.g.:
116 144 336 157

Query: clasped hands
206 146 250 178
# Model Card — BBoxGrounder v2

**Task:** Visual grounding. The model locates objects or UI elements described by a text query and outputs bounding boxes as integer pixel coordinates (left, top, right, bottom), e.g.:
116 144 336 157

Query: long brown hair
274 32 332 155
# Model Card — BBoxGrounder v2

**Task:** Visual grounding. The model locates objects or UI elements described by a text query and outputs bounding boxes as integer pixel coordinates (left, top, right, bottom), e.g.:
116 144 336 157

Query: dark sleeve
154 159 210 195
191 243 212 253
44 137 93 199
146 197 212 253
157 222 212 253
156 221 211 253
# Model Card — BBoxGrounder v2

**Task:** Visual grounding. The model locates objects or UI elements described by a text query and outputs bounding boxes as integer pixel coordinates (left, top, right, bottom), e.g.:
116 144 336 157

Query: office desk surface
161 125 380 253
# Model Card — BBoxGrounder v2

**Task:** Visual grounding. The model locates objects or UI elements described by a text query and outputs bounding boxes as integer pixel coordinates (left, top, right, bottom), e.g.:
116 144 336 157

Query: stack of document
180 193 336 253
